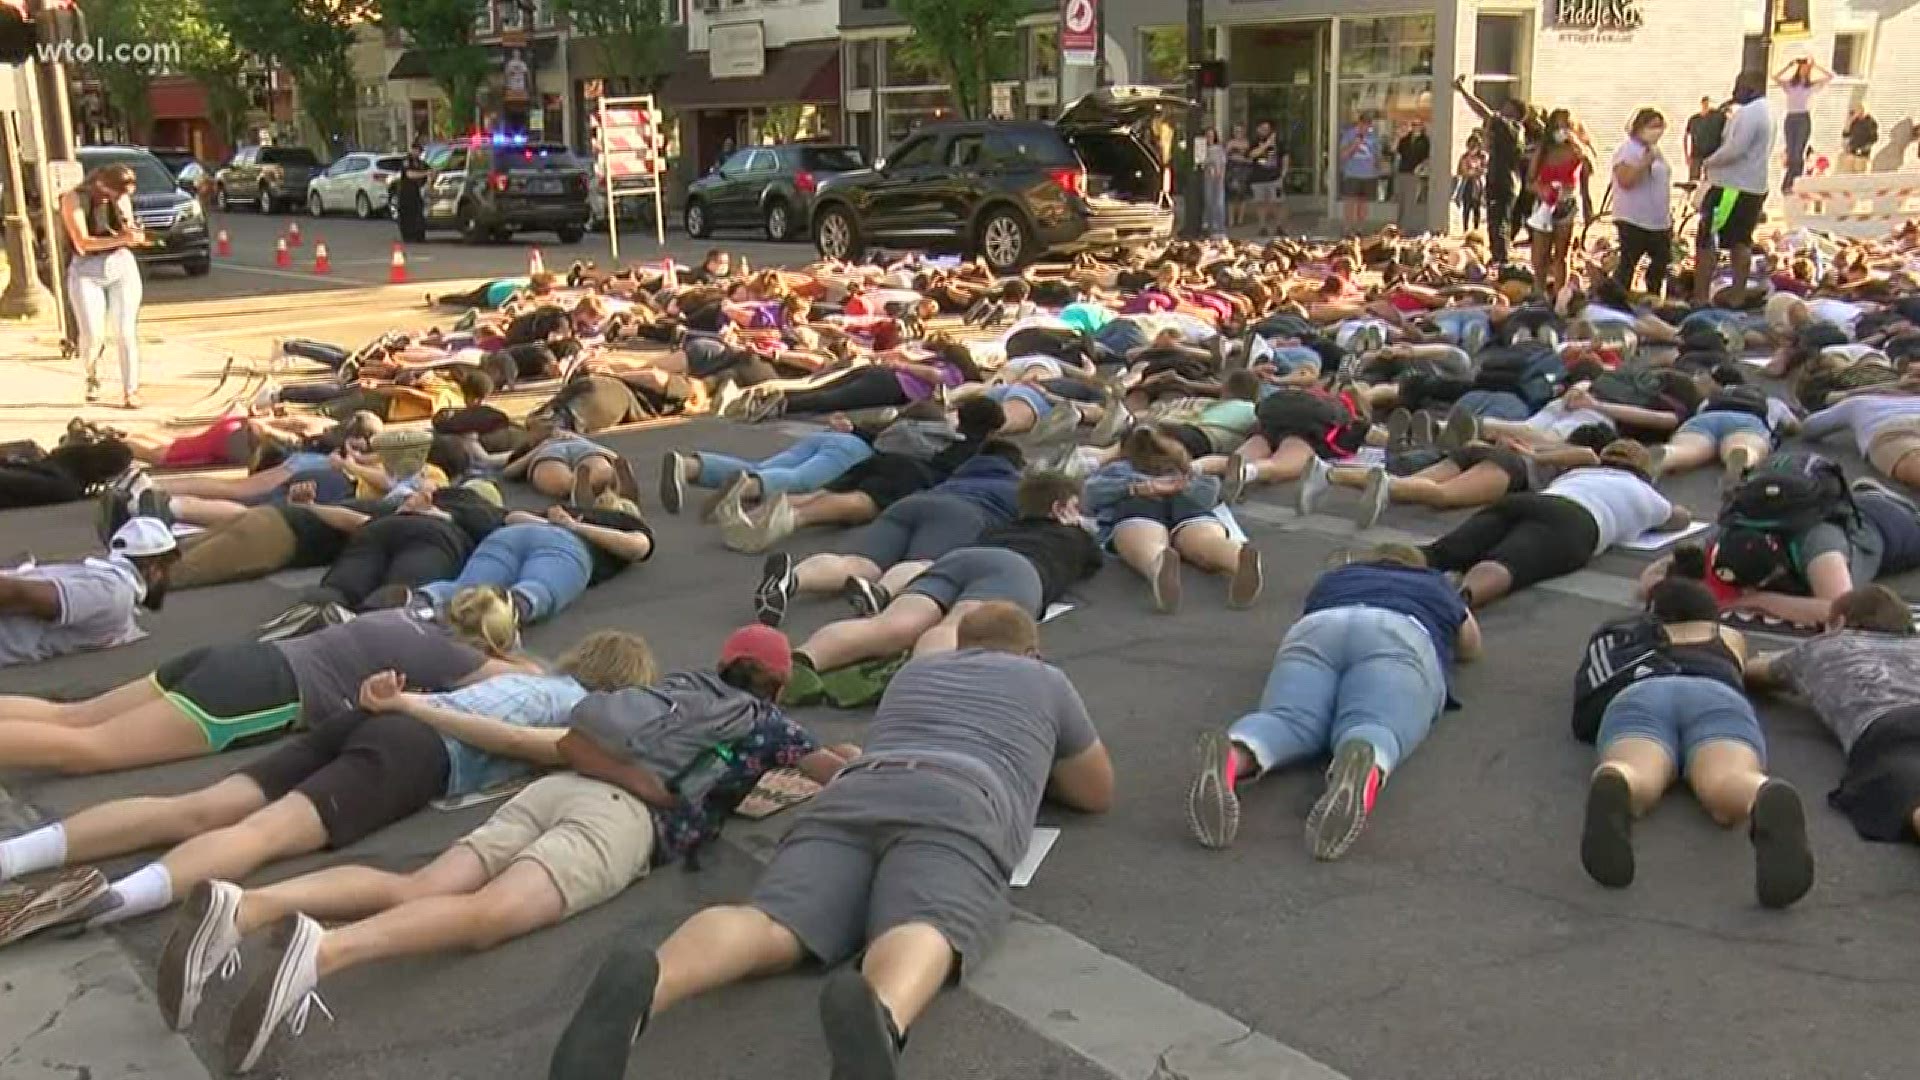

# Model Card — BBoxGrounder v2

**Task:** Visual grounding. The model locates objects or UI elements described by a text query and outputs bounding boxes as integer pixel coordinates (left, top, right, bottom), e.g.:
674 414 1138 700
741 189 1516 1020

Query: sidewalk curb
0 784 215 1080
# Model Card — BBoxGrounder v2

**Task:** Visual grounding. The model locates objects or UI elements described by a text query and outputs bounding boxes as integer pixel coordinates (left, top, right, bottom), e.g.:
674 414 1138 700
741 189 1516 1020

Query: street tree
892 0 1028 120
379 0 489 132
169 6 254 149
553 0 674 95
84 0 157 139
206 0 370 150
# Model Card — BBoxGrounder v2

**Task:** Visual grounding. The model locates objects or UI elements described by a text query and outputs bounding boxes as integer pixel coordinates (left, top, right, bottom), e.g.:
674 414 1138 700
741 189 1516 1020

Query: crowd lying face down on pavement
5 117 1920 1078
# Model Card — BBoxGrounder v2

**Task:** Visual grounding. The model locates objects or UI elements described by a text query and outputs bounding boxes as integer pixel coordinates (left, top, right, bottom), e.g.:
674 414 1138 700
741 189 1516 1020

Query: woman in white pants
59 164 146 407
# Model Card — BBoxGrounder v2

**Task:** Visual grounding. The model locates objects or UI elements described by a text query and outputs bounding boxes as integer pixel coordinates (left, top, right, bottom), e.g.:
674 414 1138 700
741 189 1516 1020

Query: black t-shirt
431 486 507 543
576 509 654 584
978 518 1103 607
505 307 570 347
279 505 355 566
1396 133 1431 174
1484 116 1524 188
1845 115 1878 155
1686 111 1726 162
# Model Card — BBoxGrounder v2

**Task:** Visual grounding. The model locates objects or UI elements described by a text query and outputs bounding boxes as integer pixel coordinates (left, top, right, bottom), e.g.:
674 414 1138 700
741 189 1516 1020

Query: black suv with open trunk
809 86 1187 272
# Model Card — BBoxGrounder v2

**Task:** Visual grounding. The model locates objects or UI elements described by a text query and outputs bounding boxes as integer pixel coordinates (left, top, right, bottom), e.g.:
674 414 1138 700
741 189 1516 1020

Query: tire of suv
355 192 373 219
459 205 489 244
257 186 275 214
556 226 583 244
684 200 710 239
183 256 212 276
308 191 325 217
764 199 792 242
976 208 1032 273
813 205 860 262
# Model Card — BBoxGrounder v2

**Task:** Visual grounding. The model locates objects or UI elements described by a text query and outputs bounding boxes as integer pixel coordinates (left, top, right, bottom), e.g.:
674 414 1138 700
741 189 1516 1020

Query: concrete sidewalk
0 784 212 1080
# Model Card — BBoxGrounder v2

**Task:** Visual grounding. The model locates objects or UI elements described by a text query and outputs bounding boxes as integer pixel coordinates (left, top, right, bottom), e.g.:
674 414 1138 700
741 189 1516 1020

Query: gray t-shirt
274 609 487 725
1798 517 1885 589
807 649 1098 874
0 558 146 667
1774 632 1920 752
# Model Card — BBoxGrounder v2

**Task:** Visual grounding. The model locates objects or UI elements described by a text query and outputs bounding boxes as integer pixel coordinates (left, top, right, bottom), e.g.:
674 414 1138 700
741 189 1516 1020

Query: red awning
148 76 208 121
659 42 840 110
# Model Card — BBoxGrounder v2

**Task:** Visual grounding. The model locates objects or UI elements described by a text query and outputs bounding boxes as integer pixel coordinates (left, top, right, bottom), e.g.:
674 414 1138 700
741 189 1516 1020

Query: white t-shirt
1547 468 1674 554
1610 139 1671 230
1581 304 1638 328
1808 298 1865 337
0 557 148 667
1526 399 1616 440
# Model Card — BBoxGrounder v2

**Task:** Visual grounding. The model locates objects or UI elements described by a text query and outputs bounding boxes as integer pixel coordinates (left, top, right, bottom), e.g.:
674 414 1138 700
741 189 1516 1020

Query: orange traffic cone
287 221 303 248
312 240 331 274
215 229 230 256
274 236 290 268
528 246 546 277
388 243 408 284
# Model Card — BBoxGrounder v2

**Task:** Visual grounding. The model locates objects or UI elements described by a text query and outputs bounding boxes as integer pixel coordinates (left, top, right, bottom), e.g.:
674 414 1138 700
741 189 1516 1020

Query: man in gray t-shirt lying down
549 601 1114 1080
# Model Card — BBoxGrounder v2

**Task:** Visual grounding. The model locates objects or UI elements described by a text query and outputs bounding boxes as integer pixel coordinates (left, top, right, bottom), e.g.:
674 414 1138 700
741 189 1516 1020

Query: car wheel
257 186 274 214
764 200 792 242
977 209 1029 273
683 200 709 239
355 192 373 219
308 191 325 217
814 206 859 261
459 206 488 244
556 226 583 244
214 185 229 212
183 256 212 276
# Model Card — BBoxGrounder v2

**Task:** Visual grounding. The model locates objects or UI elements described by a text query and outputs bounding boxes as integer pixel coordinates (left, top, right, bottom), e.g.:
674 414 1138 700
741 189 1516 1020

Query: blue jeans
694 431 873 494
1432 309 1492 355
420 522 592 622
1094 318 1153 357
1455 389 1532 421
1228 605 1447 775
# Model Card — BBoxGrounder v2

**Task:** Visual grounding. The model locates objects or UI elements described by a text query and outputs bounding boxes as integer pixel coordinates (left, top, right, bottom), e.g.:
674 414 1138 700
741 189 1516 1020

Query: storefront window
852 40 878 90
1031 26 1058 79
1229 22 1326 196
1337 14 1433 216
881 89 956 150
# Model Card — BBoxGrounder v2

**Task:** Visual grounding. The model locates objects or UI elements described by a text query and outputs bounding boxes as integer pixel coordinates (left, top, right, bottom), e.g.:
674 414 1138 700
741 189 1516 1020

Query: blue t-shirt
1302 563 1469 694
427 672 588 796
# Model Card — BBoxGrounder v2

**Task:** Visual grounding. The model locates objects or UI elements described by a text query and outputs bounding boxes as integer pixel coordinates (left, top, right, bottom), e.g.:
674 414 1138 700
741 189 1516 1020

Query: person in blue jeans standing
420 498 654 623
1185 544 1480 860
656 419 875 519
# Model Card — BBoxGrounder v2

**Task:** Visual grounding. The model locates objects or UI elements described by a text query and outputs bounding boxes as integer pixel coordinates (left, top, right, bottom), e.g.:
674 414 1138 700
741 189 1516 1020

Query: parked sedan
308 151 404 218
683 142 864 242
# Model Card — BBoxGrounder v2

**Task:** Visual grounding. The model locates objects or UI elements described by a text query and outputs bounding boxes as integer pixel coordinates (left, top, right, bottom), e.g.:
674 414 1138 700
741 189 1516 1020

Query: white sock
168 496 187 518
0 823 67 881
90 863 173 927
1241 459 1259 484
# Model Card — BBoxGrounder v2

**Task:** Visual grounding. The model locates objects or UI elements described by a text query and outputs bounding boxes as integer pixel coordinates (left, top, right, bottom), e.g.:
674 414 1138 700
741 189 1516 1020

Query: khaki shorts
458 773 655 914
1867 417 1920 477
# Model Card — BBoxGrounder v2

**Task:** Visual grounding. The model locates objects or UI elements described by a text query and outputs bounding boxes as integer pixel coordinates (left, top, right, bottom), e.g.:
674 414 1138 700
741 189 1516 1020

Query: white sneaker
1296 454 1331 517
157 879 244 1031
1355 467 1392 531
227 914 331 1075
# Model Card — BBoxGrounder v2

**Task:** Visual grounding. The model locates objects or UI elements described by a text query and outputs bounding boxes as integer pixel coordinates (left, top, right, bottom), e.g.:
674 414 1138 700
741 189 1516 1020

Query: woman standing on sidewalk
59 164 146 408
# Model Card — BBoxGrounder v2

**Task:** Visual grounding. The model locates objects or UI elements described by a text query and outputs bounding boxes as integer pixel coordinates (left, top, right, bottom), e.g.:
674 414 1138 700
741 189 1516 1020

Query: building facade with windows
661 0 843 178
387 0 572 145
1093 0 1920 232
837 0 1063 162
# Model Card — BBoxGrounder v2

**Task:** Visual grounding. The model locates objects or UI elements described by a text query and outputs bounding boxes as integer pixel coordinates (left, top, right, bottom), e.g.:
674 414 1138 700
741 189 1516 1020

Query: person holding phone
60 164 147 408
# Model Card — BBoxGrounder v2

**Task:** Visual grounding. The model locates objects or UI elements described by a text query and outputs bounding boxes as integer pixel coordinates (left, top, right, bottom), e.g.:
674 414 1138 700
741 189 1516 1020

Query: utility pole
0 68 49 318
1182 0 1204 237
27 0 76 347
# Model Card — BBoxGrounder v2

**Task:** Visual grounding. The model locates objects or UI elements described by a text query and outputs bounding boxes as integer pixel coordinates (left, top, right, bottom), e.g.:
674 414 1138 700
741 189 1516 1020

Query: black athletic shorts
1163 422 1214 461
1829 706 1920 844
153 643 303 752
239 709 452 848
1448 445 1532 493
824 453 937 509
1422 492 1601 592
1699 187 1765 250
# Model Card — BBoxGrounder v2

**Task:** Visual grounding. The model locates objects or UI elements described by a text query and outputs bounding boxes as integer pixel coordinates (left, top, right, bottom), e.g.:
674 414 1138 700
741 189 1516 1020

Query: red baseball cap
719 625 793 682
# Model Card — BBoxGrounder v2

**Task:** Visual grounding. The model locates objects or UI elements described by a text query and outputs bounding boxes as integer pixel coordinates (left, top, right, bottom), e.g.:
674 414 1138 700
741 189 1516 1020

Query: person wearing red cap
185 624 854 1074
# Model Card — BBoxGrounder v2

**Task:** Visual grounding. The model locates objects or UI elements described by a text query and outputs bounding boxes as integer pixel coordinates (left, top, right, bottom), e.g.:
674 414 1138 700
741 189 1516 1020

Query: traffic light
0 0 34 65
1196 59 1229 91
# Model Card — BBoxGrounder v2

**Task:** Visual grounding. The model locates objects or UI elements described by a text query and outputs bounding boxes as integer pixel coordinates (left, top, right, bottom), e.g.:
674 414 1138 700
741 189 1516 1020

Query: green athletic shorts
152 643 303 751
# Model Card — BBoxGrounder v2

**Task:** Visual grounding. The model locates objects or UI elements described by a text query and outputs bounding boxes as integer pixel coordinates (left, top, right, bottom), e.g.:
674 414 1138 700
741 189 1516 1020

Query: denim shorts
1678 410 1770 443
1456 388 1532 421
1597 676 1766 766
986 383 1053 418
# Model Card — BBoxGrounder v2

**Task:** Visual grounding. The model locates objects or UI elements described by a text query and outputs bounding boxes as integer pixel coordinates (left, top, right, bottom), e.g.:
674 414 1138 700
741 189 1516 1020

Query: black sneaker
549 938 659 1080
658 452 687 514
755 553 797 628
1751 778 1814 910
843 577 892 617
1580 768 1635 889
818 967 903 1080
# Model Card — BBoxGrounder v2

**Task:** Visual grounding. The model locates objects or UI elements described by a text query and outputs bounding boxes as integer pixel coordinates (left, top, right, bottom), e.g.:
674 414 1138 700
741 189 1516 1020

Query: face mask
1551 130 1570 144
1641 127 1664 144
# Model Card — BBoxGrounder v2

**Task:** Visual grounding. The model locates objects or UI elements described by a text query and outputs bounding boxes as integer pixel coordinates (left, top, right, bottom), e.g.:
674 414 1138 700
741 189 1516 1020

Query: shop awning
389 38 559 81
658 42 840 110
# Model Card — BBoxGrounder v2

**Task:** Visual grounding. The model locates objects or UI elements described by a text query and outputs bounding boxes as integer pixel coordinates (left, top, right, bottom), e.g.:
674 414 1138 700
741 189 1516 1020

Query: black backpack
1570 615 1679 743
1691 109 1728 161
1702 385 1771 420
1473 343 1564 411
1720 450 1853 537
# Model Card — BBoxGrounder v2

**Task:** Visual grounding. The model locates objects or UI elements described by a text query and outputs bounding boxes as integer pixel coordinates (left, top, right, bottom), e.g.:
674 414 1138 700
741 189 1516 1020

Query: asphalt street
4 268 1920 1079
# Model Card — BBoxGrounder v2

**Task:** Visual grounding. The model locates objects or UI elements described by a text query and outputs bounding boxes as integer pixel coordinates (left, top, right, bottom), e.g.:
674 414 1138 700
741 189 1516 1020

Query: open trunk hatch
1057 85 1189 205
